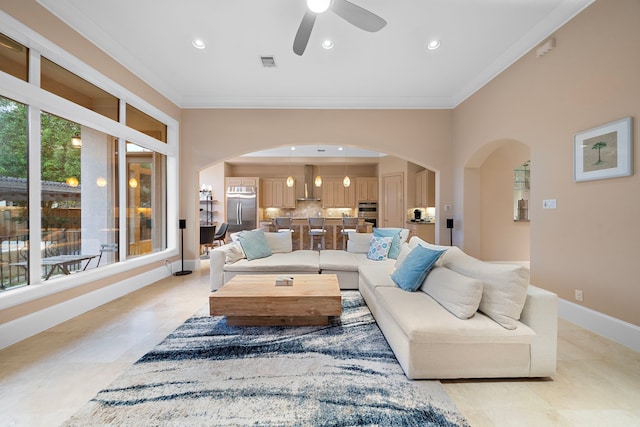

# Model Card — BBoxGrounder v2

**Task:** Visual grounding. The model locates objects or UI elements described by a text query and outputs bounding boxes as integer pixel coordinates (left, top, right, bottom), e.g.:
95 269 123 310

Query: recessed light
192 39 205 49
427 40 441 50
321 39 334 50
338 147 343 151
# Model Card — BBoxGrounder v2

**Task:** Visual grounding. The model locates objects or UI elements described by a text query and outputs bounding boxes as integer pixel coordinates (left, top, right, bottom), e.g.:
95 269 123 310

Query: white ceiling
37 0 593 109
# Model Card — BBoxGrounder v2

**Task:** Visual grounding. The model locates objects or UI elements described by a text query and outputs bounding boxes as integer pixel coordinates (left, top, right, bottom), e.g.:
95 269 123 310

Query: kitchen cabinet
322 179 355 208
226 177 258 187
407 222 435 243
356 177 378 202
415 170 435 207
261 178 295 208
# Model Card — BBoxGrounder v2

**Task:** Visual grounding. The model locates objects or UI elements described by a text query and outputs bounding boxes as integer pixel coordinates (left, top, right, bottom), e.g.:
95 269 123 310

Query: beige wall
453 0 640 325
479 142 530 261
180 109 455 255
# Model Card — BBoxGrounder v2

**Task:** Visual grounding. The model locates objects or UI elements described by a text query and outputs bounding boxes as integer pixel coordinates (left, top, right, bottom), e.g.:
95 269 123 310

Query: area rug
64 291 469 426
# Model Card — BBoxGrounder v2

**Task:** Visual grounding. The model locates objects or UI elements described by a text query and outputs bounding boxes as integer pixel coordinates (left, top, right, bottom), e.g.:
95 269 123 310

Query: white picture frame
573 117 633 182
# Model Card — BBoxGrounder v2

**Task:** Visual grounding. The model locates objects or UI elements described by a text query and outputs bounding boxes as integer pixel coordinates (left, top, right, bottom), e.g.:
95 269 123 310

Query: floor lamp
175 219 192 276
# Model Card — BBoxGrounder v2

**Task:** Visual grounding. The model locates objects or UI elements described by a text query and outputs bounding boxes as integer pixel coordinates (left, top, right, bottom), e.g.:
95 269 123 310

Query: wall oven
358 202 378 228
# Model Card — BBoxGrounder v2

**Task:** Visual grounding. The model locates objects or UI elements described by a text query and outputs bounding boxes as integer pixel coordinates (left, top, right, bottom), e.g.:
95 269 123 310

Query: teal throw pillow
237 229 272 261
367 236 393 261
374 227 402 259
391 245 446 291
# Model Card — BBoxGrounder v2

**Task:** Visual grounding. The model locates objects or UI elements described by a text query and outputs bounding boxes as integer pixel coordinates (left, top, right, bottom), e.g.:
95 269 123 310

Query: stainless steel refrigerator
226 185 257 234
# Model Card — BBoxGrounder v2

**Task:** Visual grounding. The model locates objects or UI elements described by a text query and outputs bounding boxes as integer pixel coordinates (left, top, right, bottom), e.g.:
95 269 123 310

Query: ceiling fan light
427 40 441 50
286 176 295 187
321 39 334 50
307 0 331 14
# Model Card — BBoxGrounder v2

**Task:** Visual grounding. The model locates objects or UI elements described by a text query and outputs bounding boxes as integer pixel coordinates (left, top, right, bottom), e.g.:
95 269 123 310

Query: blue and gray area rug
64 291 469 426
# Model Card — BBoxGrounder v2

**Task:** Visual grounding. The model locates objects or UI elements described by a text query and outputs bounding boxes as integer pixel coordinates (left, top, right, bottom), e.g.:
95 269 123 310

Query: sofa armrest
519 284 558 377
210 244 235 290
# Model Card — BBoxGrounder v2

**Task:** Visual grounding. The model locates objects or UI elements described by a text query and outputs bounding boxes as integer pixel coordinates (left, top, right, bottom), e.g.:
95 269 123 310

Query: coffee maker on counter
413 209 422 221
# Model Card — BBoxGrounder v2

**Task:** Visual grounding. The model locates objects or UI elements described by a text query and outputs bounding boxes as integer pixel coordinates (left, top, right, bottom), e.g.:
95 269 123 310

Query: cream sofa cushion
263 231 293 253
223 250 319 273
375 286 534 344
440 246 529 330
347 232 373 254
420 266 483 319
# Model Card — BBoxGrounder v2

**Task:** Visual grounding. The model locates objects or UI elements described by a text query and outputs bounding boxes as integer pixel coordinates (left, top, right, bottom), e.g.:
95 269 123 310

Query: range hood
296 165 321 201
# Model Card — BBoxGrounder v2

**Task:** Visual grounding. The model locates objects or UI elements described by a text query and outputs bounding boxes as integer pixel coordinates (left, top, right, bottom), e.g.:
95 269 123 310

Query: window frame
0 13 179 309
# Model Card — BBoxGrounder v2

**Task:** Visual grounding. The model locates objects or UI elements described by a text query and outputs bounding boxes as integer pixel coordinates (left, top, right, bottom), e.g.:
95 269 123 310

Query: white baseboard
0 266 170 350
558 298 640 352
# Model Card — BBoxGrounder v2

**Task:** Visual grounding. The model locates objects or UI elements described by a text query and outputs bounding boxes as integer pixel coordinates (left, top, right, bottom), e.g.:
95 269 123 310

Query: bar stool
274 217 293 233
340 217 359 250
308 217 326 250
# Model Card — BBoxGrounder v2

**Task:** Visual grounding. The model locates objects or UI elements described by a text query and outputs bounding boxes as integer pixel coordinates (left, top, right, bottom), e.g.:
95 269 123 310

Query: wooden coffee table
209 274 342 326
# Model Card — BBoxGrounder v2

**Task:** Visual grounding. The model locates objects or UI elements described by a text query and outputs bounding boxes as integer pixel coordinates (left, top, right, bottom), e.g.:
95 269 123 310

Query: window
0 19 176 293
126 104 167 143
0 96 28 289
40 113 120 280
41 57 119 121
126 143 166 257
0 33 28 81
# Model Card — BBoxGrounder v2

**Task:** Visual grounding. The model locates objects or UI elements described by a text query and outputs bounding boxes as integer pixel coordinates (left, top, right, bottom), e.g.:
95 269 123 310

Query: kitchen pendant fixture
343 149 350 187
286 147 295 187
315 146 322 186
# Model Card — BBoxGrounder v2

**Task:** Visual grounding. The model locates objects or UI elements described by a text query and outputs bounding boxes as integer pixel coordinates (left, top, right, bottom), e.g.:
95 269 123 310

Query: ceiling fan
293 0 387 56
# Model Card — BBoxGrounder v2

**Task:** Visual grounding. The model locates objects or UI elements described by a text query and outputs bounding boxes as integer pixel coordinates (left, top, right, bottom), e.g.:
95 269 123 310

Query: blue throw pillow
367 236 393 261
237 229 272 261
373 227 402 259
391 245 446 292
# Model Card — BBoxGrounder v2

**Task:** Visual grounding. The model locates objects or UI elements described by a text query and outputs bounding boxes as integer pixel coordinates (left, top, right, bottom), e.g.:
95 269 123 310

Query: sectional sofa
210 229 558 380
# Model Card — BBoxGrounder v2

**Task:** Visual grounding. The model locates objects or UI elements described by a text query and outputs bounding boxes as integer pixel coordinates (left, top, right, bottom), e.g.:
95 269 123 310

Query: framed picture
573 117 633 182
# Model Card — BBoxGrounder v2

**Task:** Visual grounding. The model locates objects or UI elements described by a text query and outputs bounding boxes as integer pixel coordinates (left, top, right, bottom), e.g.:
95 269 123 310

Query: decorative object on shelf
573 117 633 182
199 184 215 225
514 160 530 221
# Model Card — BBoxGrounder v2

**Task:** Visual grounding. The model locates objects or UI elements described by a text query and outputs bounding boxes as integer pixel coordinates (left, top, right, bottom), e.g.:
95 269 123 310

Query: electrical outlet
575 289 583 302
543 199 557 209
164 259 171 272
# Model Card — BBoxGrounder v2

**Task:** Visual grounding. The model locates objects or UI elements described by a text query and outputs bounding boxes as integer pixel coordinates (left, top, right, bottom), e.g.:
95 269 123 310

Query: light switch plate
543 199 557 209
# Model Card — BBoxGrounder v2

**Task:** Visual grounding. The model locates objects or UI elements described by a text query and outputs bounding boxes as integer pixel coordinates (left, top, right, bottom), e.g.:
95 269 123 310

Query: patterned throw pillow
367 236 393 261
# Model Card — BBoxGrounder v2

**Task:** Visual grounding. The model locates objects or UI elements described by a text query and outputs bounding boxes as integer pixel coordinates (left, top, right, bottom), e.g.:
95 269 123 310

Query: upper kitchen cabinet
415 170 435 207
226 177 258 187
356 177 378 202
322 178 356 208
261 178 295 208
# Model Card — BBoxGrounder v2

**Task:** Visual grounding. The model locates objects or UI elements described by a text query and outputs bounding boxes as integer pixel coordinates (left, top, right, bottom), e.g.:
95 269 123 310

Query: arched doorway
463 139 530 262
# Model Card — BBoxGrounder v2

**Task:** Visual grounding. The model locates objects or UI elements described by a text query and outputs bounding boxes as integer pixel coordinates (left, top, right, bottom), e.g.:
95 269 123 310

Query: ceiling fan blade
293 10 317 56
332 0 387 32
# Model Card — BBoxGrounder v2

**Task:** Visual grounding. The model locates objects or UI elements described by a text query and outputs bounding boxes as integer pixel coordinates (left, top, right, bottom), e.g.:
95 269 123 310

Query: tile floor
0 260 638 426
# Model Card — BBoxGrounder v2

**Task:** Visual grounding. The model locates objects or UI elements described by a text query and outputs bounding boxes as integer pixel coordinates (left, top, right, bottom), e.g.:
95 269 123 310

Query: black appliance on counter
358 201 378 228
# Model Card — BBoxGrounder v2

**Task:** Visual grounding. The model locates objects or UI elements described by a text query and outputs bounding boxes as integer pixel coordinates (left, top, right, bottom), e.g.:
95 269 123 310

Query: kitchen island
260 218 372 250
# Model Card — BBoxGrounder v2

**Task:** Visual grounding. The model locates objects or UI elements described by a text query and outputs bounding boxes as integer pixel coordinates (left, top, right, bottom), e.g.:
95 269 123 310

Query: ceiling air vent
260 56 276 68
